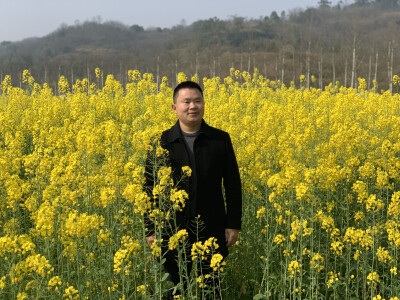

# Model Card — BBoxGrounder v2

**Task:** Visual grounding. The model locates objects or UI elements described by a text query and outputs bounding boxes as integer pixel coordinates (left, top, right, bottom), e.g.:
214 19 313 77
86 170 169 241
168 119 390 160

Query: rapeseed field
1 69 400 299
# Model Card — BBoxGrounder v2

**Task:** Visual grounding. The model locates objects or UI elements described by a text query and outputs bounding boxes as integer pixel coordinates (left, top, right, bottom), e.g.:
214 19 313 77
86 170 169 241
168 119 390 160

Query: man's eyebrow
183 96 202 100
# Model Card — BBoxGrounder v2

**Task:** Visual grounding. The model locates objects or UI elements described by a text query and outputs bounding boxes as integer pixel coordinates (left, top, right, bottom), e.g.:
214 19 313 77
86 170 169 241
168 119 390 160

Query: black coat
144 120 242 255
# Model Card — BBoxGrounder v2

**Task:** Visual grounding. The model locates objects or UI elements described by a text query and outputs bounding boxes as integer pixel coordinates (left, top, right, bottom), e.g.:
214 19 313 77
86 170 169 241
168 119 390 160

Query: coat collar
167 119 213 143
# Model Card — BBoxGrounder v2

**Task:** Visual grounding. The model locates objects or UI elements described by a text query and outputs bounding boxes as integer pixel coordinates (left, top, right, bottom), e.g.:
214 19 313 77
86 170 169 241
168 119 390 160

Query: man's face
172 88 205 128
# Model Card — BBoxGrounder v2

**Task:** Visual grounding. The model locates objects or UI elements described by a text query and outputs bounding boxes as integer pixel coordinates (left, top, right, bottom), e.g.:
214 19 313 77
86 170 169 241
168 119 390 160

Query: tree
130 25 144 32
318 0 332 8
354 0 370 5
374 0 399 9
270 11 280 22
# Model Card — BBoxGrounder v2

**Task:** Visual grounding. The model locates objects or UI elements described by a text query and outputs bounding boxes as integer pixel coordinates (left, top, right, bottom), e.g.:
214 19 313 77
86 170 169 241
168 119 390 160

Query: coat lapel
166 121 189 168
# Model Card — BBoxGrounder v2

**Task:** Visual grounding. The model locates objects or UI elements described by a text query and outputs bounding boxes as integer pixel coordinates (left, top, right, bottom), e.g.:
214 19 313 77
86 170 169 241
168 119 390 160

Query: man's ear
172 103 177 114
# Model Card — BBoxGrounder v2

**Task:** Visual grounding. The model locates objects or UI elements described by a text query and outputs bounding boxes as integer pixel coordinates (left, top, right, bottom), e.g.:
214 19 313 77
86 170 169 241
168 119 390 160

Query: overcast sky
0 0 352 42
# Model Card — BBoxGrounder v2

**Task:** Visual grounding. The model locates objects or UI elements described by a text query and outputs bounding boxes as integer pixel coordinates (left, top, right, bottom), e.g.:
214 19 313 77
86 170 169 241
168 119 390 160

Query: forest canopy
0 0 399 91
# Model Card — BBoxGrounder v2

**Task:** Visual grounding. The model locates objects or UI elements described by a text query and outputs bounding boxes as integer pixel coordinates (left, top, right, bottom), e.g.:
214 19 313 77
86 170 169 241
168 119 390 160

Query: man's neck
179 120 201 134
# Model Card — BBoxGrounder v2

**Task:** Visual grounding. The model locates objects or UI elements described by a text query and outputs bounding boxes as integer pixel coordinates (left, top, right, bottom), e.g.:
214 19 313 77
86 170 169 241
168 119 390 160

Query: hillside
1 1 400 91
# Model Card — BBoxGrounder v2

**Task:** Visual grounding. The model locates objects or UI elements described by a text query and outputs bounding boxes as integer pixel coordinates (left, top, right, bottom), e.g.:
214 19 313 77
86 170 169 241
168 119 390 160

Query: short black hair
173 81 203 103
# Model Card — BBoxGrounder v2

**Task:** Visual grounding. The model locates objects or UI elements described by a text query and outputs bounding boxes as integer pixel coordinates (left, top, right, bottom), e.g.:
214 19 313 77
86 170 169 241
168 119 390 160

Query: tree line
0 0 400 92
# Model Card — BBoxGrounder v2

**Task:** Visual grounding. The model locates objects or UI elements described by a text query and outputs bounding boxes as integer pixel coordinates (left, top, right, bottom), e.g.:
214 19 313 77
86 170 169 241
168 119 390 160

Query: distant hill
1 1 400 91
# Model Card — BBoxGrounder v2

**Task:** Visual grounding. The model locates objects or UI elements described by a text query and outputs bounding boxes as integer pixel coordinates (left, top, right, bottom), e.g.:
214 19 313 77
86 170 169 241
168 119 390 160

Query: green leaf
161 272 169 282
253 294 267 300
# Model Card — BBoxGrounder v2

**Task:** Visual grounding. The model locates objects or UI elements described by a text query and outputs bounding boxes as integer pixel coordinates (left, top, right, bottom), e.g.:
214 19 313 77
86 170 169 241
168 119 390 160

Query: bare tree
351 38 356 89
332 51 336 89
368 50 372 90
374 51 378 93
319 48 323 89
388 40 394 93
307 40 311 89
281 50 285 83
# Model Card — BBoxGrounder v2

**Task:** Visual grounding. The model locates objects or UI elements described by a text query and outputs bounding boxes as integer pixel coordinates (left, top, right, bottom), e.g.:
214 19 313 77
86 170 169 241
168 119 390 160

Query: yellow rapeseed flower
210 253 226 272
273 234 285 246
168 229 188 250
63 285 79 300
288 260 301 278
136 284 146 295
367 271 380 286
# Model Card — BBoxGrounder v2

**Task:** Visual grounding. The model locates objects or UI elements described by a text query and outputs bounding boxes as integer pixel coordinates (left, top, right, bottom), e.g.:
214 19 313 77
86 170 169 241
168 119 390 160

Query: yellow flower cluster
63 211 104 238
123 183 151 215
191 237 219 261
365 194 385 212
0 276 6 289
11 253 53 284
273 234 285 246
310 253 324 272
210 253 226 272
388 191 400 219
47 276 62 291
63 285 79 300
290 218 313 242
256 206 266 219
376 247 392 264
136 284 147 295
196 274 211 288
0 234 35 257
367 271 381 286
343 227 374 250
150 238 163 257
1 68 400 298
113 236 141 274
326 271 340 289
181 166 192 177
168 229 188 250
330 241 344 256
169 188 189 211
288 260 301 278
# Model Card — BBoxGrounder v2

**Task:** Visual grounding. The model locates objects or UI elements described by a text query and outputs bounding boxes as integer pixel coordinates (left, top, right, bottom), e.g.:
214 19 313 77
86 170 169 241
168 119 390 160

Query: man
144 80 242 298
